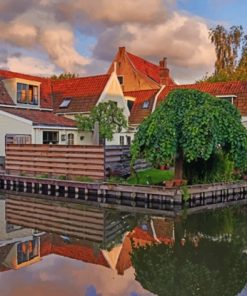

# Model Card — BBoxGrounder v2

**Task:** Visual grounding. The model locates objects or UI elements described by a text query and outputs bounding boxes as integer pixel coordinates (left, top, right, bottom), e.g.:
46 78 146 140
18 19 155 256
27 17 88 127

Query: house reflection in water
0 198 41 271
1 193 175 275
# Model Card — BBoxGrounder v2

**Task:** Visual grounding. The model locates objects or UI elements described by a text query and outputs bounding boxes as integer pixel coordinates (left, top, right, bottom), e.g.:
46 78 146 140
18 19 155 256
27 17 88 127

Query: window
43 131 59 144
17 238 39 265
142 100 150 109
59 98 71 108
126 136 131 146
117 75 124 85
17 83 38 105
127 100 134 111
5 134 31 145
68 133 74 145
120 135 124 145
217 95 236 105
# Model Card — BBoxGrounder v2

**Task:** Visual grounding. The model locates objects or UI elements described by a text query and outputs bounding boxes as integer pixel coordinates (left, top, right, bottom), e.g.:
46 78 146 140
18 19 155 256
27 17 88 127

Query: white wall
0 112 32 156
98 73 131 145
33 128 94 145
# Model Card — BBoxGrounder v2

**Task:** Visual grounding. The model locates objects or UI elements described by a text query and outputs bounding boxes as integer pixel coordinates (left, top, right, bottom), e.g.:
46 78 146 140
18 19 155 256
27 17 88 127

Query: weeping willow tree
131 89 247 180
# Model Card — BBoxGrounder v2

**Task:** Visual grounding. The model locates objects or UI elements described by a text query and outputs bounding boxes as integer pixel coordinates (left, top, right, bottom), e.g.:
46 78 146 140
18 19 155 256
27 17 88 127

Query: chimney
159 57 170 85
119 46 126 55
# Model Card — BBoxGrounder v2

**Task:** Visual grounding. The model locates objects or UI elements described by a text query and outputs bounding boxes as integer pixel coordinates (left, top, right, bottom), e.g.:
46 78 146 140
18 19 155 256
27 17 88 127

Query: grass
126 168 174 185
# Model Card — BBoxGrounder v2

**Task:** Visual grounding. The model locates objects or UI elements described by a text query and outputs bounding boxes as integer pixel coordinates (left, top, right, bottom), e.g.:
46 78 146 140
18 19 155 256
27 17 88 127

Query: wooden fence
5 144 105 180
5 144 150 180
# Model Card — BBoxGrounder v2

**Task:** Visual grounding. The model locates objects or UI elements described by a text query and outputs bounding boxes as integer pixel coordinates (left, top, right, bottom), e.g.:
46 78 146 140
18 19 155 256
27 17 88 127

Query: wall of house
0 113 33 156
98 73 131 145
33 128 93 145
236 93 247 116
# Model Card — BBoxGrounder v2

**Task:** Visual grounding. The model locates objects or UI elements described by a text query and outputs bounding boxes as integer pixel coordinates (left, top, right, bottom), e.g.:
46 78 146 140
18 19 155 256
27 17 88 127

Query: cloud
6 56 57 76
93 11 215 83
0 5 90 73
55 0 172 25
0 0 215 82
0 255 153 296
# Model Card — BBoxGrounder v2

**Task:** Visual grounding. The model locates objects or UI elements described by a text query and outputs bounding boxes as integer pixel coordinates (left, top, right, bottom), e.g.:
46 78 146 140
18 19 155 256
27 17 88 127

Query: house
0 70 78 160
108 46 175 92
52 72 130 145
0 69 130 160
126 79 247 126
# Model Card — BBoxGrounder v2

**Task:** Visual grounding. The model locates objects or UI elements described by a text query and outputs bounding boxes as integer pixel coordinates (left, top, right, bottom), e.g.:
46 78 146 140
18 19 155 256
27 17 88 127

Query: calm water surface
0 194 246 296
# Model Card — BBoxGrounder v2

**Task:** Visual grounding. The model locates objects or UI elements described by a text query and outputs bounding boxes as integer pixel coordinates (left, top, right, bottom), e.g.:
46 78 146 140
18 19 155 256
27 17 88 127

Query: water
0 193 246 296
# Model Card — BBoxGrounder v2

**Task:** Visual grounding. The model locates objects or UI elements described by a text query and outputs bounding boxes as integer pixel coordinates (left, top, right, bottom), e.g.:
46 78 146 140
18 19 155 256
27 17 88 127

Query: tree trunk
175 150 184 180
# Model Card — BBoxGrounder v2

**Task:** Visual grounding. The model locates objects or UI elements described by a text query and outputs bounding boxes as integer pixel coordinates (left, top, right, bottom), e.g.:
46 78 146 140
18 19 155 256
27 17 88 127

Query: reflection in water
0 193 246 296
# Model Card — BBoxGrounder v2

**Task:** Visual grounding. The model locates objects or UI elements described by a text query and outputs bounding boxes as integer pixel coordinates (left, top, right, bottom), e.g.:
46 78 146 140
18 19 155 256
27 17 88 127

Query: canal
0 193 246 296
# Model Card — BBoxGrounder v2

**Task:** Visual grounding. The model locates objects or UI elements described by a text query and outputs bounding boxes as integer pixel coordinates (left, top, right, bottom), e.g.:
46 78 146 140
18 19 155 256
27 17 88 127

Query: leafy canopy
200 25 247 82
76 101 127 141
50 72 77 80
131 89 247 168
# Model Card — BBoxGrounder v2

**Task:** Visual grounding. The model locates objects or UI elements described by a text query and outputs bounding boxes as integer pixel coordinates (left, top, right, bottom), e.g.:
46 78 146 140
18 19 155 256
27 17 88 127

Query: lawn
126 168 174 185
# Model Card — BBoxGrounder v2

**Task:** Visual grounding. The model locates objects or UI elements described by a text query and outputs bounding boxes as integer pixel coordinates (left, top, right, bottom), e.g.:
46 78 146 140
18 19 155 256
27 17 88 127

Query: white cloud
0 0 215 81
6 56 56 76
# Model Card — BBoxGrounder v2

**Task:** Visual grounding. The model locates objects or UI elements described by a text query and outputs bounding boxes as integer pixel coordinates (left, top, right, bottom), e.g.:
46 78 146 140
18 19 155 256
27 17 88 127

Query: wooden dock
1 174 247 215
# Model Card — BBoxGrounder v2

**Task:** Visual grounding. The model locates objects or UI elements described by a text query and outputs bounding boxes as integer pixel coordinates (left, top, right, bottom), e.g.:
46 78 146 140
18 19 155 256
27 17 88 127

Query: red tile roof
125 89 158 124
157 80 247 105
127 51 174 86
0 107 76 127
54 96 99 113
52 74 110 99
0 69 53 109
40 235 110 268
0 71 109 111
52 74 110 113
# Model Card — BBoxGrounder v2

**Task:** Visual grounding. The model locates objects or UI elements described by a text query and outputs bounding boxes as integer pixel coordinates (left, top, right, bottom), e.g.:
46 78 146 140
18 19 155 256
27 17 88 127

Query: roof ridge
176 80 247 87
51 73 110 84
0 68 48 80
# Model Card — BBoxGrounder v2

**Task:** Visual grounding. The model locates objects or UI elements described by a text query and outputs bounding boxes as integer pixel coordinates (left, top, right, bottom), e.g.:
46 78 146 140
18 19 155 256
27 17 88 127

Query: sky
0 255 153 296
0 0 246 83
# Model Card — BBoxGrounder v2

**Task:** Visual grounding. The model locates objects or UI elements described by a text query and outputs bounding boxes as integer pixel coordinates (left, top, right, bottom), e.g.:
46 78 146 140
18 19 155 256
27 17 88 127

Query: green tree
131 89 247 179
200 25 247 82
50 72 77 80
76 101 127 143
131 208 247 296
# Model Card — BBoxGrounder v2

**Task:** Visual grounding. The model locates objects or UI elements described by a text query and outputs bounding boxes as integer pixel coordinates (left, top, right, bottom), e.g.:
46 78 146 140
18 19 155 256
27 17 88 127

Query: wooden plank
5 161 104 170
6 207 104 233
6 166 105 177
6 156 105 165
6 151 104 159
6 199 105 220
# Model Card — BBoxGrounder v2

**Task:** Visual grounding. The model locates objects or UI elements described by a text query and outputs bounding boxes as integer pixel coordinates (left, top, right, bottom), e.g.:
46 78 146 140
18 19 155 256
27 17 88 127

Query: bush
184 151 237 184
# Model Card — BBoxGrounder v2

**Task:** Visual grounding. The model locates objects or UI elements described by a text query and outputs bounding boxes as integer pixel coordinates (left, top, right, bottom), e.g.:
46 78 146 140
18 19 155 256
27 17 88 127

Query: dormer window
142 100 150 109
217 95 236 105
59 98 71 108
17 83 38 105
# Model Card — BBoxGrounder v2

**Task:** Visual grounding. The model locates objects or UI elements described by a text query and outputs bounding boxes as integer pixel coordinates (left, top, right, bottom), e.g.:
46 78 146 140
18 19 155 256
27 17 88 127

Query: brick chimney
119 46 126 55
159 57 170 85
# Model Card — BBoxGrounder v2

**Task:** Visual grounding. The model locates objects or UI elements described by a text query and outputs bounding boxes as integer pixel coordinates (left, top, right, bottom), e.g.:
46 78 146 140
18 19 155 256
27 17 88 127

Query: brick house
128 80 247 127
108 46 175 92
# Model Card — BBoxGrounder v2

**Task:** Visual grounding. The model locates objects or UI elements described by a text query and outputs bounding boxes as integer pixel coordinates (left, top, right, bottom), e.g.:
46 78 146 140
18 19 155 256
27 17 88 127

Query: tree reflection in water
131 207 247 296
